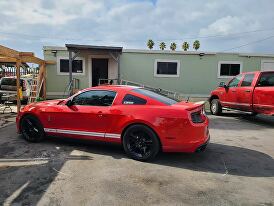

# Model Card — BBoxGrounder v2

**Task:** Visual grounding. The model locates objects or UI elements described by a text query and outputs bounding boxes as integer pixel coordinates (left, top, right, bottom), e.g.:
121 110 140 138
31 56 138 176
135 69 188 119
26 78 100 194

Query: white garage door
261 60 274 71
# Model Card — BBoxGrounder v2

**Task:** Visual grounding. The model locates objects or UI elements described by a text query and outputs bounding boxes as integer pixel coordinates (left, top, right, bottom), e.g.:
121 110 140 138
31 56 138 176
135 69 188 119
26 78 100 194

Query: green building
43 44 274 99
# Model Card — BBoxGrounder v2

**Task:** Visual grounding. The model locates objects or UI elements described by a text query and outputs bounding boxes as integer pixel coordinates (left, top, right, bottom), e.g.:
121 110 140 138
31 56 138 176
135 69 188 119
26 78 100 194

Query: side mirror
66 99 74 106
219 82 227 88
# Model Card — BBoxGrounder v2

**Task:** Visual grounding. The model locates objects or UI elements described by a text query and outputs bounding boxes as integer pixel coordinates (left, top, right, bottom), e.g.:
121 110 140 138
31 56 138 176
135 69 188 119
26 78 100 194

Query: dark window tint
122 94 147 105
60 59 83 73
157 62 178 75
133 88 178 105
73 90 116 106
228 74 243 87
220 63 241 76
257 72 274 87
241 74 255 87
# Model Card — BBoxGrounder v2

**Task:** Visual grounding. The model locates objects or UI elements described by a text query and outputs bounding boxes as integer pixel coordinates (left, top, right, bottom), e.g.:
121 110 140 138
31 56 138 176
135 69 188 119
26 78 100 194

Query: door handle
245 90 251 93
97 111 103 117
231 90 236 93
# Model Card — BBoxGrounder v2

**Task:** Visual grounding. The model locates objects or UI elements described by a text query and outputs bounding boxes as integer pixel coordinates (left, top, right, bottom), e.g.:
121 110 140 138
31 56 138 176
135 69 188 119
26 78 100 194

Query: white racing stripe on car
105 133 121 138
44 128 120 138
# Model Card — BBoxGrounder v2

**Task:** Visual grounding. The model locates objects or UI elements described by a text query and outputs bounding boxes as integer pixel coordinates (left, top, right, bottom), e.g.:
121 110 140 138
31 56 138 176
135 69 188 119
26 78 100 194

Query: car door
253 72 274 115
236 73 256 111
222 74 243 108
46 90 117 140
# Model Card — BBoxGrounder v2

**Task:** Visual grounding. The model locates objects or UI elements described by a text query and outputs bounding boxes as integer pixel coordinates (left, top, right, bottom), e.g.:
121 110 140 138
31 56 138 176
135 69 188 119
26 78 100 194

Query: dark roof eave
65 44 123 53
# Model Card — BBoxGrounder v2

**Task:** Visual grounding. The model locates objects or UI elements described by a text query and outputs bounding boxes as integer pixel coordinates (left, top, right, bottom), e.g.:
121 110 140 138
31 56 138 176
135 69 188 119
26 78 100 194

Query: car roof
84 85 141 92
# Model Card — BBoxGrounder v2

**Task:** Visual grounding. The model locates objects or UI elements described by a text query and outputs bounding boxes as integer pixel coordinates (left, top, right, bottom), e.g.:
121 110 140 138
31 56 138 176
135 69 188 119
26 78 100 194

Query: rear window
132 88 178 105
257 72 274 87
0 78 24 86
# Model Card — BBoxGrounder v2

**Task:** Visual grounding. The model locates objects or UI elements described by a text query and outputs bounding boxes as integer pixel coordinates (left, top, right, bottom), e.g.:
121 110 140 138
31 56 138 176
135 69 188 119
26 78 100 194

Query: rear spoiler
185 101 206 111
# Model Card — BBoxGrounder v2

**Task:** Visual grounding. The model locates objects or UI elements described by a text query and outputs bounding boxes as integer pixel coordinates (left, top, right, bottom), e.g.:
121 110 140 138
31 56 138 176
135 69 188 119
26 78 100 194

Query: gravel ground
0 112 273 206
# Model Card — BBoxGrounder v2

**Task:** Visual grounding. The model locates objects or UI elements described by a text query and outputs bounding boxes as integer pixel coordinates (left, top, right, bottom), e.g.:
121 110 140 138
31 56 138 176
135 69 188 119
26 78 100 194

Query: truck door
222 74 243 109
253 72 274 115
236 73 256 111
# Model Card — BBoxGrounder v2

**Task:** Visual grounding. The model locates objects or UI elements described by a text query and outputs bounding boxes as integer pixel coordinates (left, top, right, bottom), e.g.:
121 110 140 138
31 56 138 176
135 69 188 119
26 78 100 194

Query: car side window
228 74 243 87
73 90 116 106
122 94 147 105
241 74 255 87
257 72 274 87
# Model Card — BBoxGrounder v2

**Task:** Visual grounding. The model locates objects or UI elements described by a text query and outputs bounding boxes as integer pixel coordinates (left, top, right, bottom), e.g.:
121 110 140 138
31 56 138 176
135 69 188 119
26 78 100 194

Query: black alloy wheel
123 124 160 161
21 115 45 142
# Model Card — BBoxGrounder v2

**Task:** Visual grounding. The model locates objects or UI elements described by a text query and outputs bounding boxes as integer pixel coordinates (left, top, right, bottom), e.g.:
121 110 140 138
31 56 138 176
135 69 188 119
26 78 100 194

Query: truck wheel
210 99 222 115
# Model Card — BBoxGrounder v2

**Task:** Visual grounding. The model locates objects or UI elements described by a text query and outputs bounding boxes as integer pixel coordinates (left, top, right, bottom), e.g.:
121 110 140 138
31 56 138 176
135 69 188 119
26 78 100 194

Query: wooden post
16 61 21 113
68 50 73 96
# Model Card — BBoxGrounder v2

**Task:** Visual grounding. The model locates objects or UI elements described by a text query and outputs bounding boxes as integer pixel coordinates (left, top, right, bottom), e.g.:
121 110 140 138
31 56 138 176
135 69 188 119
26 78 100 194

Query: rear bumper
162 125 210 153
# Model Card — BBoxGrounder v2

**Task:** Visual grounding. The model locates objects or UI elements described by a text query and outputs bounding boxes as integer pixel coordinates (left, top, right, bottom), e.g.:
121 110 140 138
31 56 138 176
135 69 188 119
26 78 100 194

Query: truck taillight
191 109 206 123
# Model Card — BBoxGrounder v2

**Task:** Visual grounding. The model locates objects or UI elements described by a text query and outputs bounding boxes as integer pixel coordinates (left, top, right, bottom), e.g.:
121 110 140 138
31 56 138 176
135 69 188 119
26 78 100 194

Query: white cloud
0 0 103 26
199 16 260 36
0 0 274 56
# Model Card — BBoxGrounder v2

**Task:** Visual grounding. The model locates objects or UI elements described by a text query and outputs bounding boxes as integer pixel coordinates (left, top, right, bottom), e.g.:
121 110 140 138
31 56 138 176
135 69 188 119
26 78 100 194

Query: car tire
20 115 45 142
123 124 160 161
210 99 222 115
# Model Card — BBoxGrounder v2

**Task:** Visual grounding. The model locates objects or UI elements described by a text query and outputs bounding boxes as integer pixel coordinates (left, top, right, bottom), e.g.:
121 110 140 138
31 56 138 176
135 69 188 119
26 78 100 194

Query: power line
0 28 274 42
220 35 274 52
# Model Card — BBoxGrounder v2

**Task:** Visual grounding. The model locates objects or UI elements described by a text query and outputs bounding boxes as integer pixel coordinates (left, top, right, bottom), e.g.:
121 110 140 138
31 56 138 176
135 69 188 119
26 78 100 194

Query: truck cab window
241 74 255 87
257 72 274 87
228 74 243 87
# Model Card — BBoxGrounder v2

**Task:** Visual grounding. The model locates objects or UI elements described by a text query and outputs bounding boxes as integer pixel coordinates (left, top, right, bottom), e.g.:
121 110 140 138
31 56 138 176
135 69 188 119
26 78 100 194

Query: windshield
132 88 179 105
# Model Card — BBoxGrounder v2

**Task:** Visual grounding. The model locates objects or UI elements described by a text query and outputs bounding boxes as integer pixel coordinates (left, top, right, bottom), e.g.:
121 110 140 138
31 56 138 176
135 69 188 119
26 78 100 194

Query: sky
0 0 274 58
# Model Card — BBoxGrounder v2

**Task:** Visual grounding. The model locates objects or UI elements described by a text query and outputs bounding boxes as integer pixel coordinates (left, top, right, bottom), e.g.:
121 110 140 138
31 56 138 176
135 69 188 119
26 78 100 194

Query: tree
159 42 166 50
147 39 154 50
182 41 189 51
193 40 200 51
170 42 177 51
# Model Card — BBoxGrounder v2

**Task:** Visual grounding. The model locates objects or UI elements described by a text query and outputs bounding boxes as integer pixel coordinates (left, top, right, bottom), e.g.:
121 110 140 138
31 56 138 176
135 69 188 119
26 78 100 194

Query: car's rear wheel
123 124 160 161
210 99 222 115
20 115 45 142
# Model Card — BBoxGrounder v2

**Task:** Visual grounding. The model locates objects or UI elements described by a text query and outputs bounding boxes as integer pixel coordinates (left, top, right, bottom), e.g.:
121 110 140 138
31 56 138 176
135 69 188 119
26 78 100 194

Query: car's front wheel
123 124 160 161
210 99 222 115
20 115 45 142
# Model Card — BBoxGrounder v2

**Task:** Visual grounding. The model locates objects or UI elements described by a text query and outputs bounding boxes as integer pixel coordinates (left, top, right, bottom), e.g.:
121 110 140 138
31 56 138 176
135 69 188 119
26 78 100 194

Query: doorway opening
92 58 108 86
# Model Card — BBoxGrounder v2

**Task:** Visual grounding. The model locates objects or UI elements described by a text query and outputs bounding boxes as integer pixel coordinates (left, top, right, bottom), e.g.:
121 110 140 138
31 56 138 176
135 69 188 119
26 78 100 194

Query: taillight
191 109 206 123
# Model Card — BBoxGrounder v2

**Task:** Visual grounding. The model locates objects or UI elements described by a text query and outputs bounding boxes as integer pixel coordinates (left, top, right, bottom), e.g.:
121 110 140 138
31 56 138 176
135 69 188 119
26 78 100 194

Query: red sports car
16 85 210 161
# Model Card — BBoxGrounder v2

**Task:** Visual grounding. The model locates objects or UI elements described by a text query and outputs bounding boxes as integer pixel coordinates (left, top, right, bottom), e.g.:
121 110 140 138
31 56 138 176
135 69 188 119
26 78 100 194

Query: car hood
32 99 65 106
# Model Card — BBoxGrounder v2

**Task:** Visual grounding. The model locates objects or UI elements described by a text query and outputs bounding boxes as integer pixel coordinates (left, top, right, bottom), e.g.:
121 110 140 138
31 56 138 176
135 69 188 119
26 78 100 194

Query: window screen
156 61 178 75
257 72 274 87
220 63 241 76
122 94 147 105
241 74 255 87
60 59 83 73
73 90 116 106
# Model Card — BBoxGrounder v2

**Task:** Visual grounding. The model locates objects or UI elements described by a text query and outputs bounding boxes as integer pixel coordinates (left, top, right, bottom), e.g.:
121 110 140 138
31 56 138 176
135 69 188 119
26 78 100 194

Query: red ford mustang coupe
16 85 210 161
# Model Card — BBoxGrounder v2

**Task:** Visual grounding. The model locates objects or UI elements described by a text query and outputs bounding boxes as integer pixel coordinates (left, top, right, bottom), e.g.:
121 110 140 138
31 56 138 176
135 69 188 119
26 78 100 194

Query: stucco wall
120 51 274 96
44 49 118 98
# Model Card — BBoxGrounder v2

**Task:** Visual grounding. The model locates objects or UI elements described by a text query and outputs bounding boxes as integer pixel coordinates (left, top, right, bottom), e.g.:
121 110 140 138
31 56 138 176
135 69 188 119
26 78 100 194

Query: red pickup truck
209 71 274 116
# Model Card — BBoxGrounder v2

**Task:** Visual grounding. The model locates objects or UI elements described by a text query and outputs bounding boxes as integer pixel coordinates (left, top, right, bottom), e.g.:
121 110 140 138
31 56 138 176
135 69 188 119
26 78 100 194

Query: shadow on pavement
0 127 273 205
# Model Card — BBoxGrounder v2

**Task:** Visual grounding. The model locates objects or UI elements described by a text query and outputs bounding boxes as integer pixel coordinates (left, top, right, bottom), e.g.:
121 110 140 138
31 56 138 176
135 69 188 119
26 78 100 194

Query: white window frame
154 59 180 77
218 61 243 79
57 56 86 76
